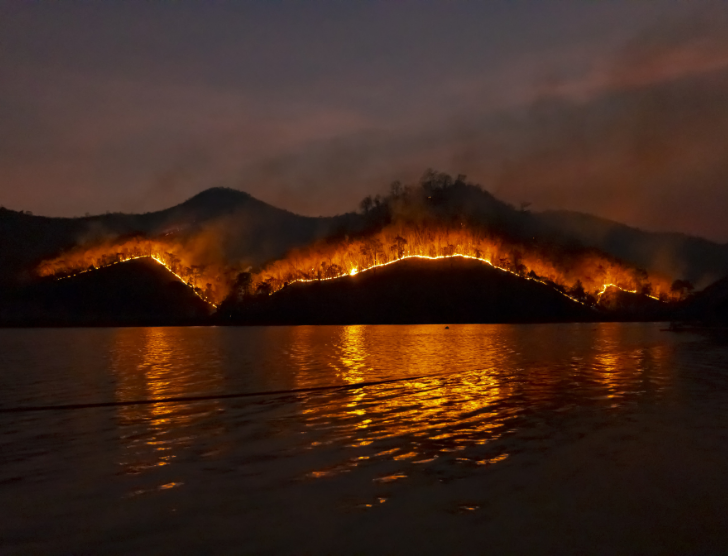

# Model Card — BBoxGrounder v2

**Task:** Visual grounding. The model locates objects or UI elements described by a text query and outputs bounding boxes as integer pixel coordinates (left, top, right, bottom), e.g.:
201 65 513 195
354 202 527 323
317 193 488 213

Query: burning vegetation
234 172 683 309
36 172 693 314
36 236 234 307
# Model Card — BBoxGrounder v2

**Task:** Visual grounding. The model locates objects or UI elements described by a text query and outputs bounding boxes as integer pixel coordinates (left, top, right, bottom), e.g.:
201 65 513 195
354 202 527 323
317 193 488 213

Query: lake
2 324 728 554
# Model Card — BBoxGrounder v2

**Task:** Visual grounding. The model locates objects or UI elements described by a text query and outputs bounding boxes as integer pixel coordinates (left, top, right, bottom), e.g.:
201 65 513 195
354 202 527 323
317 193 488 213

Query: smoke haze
1 2 727 240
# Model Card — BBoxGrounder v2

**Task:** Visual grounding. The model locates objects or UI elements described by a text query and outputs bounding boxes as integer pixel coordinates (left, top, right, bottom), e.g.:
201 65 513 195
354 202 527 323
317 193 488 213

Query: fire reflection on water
285 324 675 480
102 324 676 492
110 328 225 483
290 326 516 476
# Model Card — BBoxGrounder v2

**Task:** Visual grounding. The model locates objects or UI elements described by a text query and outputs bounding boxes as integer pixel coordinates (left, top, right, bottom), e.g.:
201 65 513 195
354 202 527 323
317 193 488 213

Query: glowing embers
37 236 228 306
273 253 593 308
254 223 675 308
597 283 660 302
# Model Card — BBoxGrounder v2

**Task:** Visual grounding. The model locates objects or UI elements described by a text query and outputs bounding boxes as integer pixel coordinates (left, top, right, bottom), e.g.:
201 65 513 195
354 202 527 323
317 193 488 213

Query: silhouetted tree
393 235 407 259
359 195 374 214
233 272 253 300
256 280 273 296
389 180 403 198
569 280 587 302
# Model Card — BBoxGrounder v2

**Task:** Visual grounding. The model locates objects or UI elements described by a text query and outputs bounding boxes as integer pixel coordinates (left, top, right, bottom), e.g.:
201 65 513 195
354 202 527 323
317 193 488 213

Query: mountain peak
182 187 253 207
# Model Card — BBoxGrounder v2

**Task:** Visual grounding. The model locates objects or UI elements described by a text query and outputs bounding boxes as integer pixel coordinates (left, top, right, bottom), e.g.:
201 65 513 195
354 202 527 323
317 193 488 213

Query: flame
37 238 223 307
36 221 678 309
251 223 676 306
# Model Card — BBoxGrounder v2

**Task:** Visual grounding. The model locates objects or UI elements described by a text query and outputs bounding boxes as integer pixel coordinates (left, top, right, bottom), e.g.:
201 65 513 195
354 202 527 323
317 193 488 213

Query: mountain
0 187 358 285
3 175 726 296
0 258 212 327
219 257 598 325
537 210 728 288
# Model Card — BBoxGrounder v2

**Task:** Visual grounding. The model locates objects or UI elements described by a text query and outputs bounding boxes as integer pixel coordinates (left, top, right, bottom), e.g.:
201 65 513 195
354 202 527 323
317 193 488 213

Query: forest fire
36 220 680 313
248 224 677 307
37 237 229 307
35 173 686 311
58 255 218 307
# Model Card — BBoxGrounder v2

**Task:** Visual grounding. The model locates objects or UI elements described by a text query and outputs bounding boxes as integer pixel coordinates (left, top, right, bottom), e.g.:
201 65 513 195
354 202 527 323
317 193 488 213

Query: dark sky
1 1 728 240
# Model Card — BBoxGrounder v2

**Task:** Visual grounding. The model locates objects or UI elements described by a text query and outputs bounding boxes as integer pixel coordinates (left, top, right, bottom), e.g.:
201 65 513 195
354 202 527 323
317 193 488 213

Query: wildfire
36 222 678 310
597 283 661 301
38 237 226 307
250 223 677 307
268 253 597 307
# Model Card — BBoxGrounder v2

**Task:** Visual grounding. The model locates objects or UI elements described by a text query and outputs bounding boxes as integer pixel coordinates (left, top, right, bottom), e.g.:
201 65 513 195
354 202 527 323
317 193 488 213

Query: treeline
220 171 686 310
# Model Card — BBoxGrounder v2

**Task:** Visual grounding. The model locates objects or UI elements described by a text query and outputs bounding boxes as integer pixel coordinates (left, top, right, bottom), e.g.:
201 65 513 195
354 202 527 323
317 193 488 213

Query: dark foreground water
2 324 728 554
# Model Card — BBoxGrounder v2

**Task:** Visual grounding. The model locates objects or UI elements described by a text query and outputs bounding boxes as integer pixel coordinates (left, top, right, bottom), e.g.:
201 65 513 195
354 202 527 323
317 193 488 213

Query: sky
1 1 728 241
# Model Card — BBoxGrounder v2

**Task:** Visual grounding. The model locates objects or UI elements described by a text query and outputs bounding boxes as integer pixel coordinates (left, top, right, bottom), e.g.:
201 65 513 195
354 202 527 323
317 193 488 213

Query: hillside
538 210 728 288
678 275 728 325
0 187 356 285
4 173 726 300
0 258 212 327
219 257 598 325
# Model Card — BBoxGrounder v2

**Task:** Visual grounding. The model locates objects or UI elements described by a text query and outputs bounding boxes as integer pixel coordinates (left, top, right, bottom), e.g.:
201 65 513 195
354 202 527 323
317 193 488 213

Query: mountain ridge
3 180 727 292
538 209 728 287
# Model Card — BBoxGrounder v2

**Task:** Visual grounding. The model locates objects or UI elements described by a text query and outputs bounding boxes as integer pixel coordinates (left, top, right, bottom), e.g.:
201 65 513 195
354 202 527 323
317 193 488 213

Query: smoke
482 7 728 237
224 7 728 245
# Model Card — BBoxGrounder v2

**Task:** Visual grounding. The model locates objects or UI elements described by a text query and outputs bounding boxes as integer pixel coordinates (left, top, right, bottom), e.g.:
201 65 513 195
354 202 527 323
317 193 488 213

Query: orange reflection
111 328 225 479
593 324 673 404
289 325 510 475
281 324 678 481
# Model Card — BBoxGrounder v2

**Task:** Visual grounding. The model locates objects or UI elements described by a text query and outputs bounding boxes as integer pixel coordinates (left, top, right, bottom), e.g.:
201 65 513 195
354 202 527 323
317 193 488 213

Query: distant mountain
0 187 358 284
0 258 211 327
3 177 727 297
219 257 597 325
537 210 728 288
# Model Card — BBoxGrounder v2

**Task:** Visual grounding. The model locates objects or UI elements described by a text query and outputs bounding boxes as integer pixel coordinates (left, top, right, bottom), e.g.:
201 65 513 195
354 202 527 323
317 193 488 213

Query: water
2 324 728 554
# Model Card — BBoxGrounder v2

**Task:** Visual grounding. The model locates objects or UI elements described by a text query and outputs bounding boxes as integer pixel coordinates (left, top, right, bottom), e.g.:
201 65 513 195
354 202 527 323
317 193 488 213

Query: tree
393 235 407 259
256 279 274 296
233 272 253 300
569 280 586 302
510 250 526 276
359 195 374 214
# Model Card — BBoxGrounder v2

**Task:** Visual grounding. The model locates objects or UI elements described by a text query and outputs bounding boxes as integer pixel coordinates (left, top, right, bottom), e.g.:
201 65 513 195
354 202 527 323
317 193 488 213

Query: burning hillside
220 256 598 325
33 172 690 318
248 222 675 306
36 235 235 307
238 173 680 308
2 258 212 327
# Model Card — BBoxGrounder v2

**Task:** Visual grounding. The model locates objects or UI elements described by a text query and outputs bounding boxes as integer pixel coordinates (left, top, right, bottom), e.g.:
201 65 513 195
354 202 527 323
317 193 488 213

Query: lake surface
2 324 728 554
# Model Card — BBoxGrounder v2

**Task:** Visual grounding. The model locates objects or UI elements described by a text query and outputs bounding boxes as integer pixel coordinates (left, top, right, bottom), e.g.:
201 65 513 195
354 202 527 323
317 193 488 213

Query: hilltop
219 257 598 325
0 258 212 327
3 174 727 292
0 187 357 285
